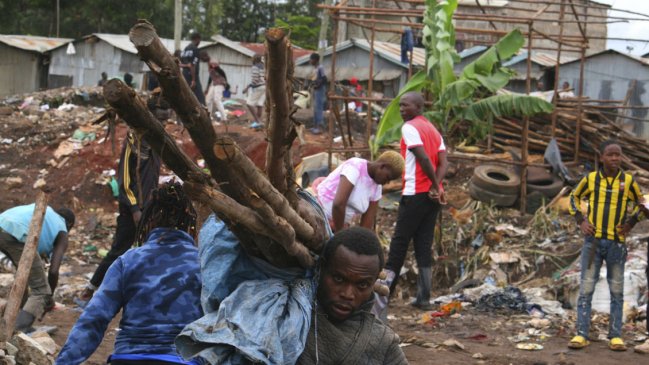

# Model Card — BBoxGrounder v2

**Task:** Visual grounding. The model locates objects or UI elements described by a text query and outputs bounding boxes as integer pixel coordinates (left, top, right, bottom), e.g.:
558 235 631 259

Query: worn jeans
385 193 441 291
0 231 53 318
576 237 626 339
312 87 326 128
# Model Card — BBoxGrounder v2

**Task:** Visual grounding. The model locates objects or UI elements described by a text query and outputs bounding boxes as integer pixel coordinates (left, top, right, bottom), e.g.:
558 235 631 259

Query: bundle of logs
492 106 649 173
104 20 327 268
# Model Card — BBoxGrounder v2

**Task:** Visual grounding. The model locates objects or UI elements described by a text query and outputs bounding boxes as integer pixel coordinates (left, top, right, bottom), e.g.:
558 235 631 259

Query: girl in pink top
315 151 404 232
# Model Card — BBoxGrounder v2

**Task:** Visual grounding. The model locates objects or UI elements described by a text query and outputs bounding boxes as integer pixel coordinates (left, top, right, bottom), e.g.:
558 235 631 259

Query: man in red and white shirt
384 92 448 310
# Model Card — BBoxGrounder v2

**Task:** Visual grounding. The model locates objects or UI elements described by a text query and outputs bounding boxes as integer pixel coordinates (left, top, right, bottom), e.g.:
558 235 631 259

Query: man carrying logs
297 227 408 364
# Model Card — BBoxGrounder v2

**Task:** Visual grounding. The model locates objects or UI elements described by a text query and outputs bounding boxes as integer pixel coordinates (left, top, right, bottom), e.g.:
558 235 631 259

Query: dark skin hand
332 175 354 232
580 219 596 236
410 147 448 203
132 209 142 225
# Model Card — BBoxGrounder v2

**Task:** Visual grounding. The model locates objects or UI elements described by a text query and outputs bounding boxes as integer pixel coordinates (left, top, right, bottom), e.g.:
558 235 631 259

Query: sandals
568 335 590 349
609 337 627 351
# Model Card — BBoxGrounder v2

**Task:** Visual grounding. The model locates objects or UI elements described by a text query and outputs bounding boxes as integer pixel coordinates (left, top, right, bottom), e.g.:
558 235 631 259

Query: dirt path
388 299 647 364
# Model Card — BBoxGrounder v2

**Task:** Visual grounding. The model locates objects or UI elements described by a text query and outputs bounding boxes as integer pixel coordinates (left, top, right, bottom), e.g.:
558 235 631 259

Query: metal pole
56 0 60 38
551 0 566 138
365 0 377 156
574 4 588 163
520 21 533 214
174 0 182 52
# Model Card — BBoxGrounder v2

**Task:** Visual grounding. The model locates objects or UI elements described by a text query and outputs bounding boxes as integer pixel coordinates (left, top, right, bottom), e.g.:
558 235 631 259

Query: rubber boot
16 309 35 333
410 267 433 310
371 269 396 321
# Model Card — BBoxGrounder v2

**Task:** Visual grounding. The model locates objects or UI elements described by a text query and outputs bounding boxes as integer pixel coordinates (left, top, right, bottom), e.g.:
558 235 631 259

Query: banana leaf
463 94 554 123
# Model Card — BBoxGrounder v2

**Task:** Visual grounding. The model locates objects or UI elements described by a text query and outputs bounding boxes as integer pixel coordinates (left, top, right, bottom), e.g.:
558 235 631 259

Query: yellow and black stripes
569 170 642 242
122 133 138 206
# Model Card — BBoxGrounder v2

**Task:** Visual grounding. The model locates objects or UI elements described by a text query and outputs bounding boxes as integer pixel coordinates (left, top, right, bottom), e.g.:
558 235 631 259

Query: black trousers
646 239 648 333
90 202 137 287
385 193 441 278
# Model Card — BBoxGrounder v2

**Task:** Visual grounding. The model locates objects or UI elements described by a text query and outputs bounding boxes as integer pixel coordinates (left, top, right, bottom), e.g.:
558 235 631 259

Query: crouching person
56 182 202 365
297 227 408 364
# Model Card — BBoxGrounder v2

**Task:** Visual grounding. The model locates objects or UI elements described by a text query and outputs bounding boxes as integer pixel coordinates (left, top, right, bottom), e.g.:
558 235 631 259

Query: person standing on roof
180 32 205 105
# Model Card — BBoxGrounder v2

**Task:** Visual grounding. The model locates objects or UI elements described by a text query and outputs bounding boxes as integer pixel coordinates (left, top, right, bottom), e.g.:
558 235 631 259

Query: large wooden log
213 137 319 250
0 192 47 341
103 80 207 182
264 29 298 207
128 20 248 205
103 79 305 266
128 21 311 267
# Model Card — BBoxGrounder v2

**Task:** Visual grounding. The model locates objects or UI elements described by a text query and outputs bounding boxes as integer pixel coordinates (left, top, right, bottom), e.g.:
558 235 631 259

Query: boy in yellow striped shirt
568 140 645 351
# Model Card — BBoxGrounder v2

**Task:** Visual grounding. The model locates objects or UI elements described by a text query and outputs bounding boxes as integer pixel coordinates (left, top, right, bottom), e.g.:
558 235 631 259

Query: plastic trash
516 343 543 351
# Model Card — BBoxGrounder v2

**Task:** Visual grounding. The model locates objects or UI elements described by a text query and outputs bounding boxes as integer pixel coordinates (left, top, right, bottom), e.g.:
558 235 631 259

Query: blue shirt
0 204 67 256
56 228 203 365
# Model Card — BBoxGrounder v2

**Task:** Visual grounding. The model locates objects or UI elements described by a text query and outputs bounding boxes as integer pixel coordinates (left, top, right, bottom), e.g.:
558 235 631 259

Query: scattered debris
515 343 543 351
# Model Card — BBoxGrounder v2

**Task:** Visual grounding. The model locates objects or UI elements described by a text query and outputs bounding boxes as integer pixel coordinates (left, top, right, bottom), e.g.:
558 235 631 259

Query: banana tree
372 0 554 154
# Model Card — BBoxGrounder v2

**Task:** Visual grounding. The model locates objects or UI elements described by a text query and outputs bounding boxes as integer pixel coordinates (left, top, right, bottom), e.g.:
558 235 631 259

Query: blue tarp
175 215 316 365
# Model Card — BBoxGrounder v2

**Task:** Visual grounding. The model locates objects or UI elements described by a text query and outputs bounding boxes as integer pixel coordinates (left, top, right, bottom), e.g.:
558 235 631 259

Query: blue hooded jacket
56 228 202 365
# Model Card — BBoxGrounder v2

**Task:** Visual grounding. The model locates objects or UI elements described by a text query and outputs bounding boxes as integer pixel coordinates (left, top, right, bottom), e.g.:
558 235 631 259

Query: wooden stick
0 191 47 341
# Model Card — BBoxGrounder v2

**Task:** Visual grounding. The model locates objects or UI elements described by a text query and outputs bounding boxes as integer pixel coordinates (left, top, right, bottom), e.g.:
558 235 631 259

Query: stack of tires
469 165 564 211
469 165 520 207
525 166 564 213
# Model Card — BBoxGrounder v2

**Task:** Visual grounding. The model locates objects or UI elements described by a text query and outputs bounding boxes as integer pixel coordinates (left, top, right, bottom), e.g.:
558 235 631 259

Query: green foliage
275 15 319 50
463 94 555 123
0 0 321 43
372 0 553 152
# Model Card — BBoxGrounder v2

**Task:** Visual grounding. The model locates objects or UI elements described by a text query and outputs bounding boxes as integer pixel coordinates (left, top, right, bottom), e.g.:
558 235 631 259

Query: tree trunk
264 29 298 208
128 20 248 206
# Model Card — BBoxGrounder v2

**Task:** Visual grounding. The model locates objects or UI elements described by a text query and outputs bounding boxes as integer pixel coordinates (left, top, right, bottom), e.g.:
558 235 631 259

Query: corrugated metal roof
210 35 256 57
0 34 72 53
560 48 649 67
238 42 313 61
294 38 425 69
89 33 208 54
458 45 487 59
502 51 576 68
294 65 402 81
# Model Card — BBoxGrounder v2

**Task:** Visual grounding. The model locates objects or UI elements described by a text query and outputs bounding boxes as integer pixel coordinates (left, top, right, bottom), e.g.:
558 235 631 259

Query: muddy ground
1 88 647 364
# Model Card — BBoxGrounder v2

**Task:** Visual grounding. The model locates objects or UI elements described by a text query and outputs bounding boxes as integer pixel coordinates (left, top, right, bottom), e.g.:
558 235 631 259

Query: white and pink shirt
316 158 382 223
400 116 446 196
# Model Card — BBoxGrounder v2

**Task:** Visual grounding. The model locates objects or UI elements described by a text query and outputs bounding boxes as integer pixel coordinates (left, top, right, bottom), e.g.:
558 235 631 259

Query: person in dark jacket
297 227 408 364
56 182 202 365
78 131 161 303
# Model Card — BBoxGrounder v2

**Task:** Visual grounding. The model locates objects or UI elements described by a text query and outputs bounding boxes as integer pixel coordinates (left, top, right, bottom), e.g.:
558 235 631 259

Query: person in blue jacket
56 182 202 365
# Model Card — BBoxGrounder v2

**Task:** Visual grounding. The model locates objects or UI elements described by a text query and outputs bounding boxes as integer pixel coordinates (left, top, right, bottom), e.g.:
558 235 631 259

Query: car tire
527 176 564 199
471 165 521 195
527 166 554 185
469 181 518 207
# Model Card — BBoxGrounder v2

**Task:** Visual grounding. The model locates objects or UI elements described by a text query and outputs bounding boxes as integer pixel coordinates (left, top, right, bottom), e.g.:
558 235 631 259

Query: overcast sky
598 0 649 56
